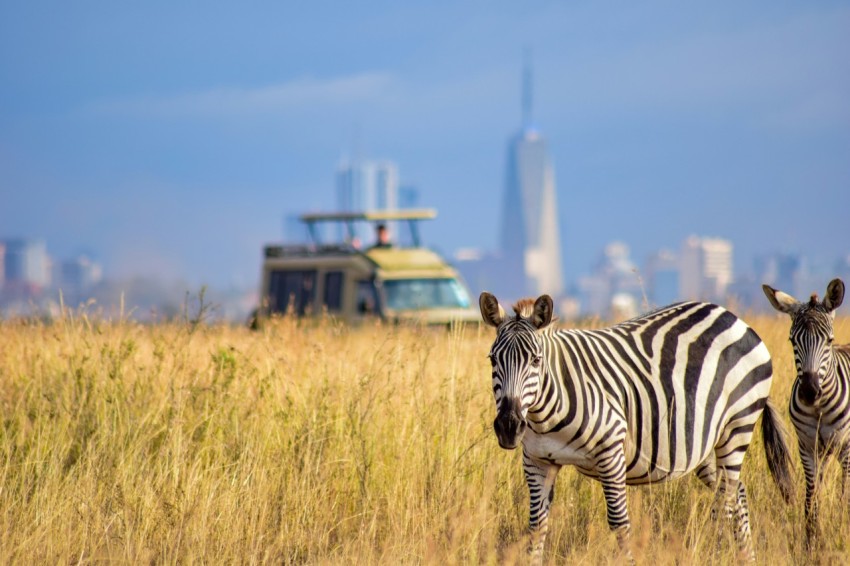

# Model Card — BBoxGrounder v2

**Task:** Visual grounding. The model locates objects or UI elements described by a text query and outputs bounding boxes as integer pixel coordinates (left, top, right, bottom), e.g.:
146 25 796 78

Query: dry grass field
1 308 848 564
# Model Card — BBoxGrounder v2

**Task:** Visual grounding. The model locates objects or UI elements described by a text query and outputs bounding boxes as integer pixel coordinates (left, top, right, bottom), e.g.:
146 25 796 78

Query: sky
1 1 849 293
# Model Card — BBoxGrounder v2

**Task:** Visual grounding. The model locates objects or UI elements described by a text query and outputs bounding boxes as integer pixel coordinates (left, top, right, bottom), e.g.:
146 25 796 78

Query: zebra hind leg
596 447 634 564
734 481 754 558
710 472 755 562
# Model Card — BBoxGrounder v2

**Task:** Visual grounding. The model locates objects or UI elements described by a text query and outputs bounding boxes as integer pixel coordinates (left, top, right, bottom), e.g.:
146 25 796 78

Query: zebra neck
833 348 850 386
526 332 592 433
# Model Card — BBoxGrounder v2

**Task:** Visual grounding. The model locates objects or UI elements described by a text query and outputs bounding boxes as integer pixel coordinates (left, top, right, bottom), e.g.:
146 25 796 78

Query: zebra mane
512 298 537 319
510 297 559 329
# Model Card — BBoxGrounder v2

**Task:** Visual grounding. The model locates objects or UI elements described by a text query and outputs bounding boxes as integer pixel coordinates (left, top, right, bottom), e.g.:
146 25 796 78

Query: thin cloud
85 72 396 118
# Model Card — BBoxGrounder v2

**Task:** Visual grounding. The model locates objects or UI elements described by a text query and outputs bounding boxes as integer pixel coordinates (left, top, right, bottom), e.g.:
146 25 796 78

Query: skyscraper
499 55 563 299
680 236 733 302
336 159 398 213
336 158 399 242
1 238 50 293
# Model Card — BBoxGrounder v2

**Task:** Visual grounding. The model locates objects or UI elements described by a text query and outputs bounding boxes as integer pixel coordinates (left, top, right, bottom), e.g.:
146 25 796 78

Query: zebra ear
824 278 845 312
531 295 554 329
762 284 799 315
479 292 505 327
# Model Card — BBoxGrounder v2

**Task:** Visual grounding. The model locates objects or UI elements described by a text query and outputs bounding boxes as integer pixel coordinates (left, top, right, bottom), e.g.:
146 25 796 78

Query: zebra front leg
800 447 823 548
839 443 850 504
523 451 560 566
596 446 633 563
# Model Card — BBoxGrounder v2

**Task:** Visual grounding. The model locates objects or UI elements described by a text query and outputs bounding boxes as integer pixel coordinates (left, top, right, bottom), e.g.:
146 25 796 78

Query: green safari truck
257 209 480 326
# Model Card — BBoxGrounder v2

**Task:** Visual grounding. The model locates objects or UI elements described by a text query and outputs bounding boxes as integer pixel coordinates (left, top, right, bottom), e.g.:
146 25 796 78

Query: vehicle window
382 278 471 311
269 270 317 316
323 271 344 312
356 280 380 315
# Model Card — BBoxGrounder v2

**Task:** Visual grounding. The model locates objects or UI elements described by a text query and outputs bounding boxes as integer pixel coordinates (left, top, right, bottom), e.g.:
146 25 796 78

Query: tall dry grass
0 310 848 564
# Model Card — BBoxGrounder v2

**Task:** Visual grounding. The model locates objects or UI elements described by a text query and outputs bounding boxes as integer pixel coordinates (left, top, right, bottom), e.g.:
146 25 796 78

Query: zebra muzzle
798 372 822 404
494 404 526 449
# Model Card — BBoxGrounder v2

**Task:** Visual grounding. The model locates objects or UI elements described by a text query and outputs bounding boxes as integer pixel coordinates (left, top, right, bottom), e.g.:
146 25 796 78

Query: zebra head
479 292 554 450
763 278 845 404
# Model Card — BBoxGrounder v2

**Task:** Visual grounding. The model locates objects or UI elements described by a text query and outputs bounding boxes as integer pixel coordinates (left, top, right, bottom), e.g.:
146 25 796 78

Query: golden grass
0 311 848 564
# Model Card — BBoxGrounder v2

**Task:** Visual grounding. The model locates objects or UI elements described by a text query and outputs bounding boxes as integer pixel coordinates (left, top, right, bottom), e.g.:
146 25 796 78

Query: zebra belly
522 432 595 468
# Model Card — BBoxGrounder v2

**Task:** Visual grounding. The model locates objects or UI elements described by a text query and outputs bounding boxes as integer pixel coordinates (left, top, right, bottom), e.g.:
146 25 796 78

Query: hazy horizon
2 1 849 292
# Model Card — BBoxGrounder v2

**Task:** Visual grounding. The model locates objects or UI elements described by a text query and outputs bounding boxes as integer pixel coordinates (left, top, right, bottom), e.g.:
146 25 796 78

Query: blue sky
1 1 849 290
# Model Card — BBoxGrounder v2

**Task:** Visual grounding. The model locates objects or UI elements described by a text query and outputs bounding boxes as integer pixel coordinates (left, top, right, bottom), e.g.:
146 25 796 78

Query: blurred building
754 252 807 299
398 184 420 209
645 249 679 307
336 158 398 212
336 158 399 242
55 255 103 298
497 55 563 301
454 248 502 300
577 242 643 319
2 238 50 294
680 236 733 302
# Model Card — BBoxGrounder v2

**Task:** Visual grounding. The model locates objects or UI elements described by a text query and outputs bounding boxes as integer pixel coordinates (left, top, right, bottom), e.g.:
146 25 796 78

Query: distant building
578 242 643 319
0 241 5 289
336 159 398 212
754 252 807 299
398 184 420 209
680 236 733 302
2 239 50 293
336 158 399 242
454 248 501 300
55 255 103 299
645 249 679 307
497 55 563 301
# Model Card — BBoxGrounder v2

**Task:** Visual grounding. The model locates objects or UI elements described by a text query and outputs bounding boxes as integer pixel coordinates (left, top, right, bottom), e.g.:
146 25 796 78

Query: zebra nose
799 372 822 403
494 405 526 450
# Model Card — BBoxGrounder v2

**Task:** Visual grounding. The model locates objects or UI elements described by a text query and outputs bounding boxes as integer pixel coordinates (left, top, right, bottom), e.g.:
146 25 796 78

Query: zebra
479 292 794 563
763 278 850 546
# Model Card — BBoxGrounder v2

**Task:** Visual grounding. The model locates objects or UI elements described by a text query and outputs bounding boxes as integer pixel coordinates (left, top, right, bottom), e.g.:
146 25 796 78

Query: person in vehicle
371 223 393 249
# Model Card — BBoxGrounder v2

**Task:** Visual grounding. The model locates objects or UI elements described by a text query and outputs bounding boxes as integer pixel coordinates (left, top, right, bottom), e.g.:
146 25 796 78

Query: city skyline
2 2 849 297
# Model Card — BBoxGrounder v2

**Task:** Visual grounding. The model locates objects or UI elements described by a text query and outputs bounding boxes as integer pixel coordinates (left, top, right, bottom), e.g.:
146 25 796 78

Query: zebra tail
761 399 795 504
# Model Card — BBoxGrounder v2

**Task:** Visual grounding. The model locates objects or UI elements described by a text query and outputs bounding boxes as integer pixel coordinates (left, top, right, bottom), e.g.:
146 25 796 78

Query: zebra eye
531 355 542 368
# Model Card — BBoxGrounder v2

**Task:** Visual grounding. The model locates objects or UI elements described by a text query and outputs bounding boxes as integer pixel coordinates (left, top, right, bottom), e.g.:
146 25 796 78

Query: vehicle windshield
382 278 471 311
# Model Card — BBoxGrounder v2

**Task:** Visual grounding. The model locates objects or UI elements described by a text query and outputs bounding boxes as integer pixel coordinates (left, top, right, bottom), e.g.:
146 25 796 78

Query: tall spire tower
522 47 533 128
498 52 563 299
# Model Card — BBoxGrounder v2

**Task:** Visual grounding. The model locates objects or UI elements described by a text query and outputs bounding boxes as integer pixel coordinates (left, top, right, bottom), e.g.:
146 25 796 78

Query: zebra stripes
763 278 850 546
480 293 794 564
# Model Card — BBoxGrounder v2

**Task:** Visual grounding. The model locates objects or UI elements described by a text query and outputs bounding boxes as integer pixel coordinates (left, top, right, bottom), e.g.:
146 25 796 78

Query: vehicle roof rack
299 209 437 247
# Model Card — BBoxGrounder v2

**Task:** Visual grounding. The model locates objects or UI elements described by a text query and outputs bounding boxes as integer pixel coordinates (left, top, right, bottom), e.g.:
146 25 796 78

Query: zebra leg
713 422 756 560
734 481 754 559
596 445 633 563
840 443 850 503
523 451 560 566
800 445 822 548
710 469 754 561
695 458 717 491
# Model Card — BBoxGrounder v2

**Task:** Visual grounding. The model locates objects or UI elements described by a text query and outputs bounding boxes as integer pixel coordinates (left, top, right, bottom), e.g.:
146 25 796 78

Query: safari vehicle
257 209 480 326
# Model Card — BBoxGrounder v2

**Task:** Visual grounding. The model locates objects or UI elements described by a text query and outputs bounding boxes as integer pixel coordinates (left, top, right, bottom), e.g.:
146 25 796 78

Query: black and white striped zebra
479 293 794 563
763 278 850 546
